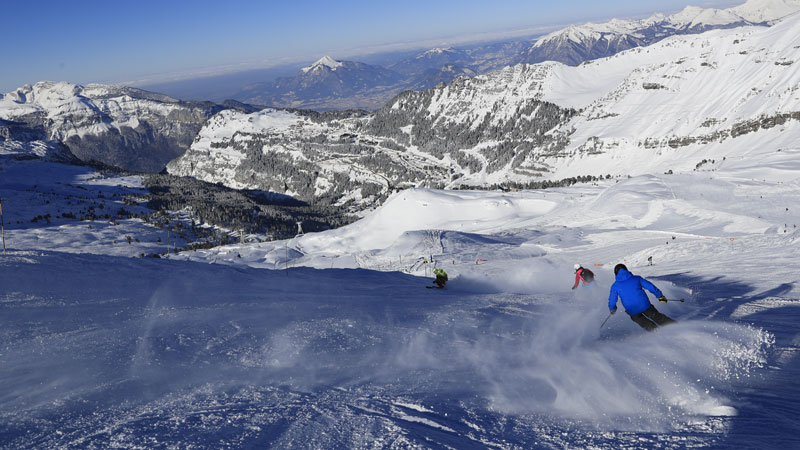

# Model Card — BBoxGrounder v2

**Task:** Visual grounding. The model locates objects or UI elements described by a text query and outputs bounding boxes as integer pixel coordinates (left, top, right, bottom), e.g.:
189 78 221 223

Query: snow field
163 167 796 445
3 2 800 447
2 147 800 447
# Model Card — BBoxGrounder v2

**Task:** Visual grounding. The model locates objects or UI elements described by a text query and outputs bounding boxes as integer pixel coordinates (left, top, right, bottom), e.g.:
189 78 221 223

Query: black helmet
614 263 628 276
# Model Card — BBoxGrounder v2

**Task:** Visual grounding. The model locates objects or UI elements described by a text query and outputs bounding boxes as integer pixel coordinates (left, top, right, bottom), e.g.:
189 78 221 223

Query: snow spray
387 261 774 431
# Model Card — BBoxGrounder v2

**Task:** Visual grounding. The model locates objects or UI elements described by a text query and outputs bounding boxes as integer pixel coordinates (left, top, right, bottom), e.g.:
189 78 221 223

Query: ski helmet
614 263 628 276
573 263 581 271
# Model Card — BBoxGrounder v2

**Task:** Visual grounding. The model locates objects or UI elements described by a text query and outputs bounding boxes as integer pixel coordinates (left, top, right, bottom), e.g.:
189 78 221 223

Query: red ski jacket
572 268 595 289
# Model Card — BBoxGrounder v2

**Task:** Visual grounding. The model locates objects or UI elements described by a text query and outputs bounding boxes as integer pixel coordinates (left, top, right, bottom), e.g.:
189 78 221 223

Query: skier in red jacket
572 264 595 289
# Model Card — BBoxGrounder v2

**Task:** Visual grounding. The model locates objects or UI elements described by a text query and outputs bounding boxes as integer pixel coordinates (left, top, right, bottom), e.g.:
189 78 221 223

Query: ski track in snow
2 150 800 449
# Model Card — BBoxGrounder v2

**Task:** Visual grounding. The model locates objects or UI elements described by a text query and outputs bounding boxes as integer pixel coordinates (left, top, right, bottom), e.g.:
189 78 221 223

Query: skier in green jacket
433 268 448 288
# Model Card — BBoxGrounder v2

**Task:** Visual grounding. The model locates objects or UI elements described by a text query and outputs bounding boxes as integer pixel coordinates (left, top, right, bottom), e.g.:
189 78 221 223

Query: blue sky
1 0 740 92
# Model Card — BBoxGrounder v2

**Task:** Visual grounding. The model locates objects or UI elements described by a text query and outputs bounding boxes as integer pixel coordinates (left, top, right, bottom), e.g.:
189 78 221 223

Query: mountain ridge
167 14 800 211
3 0 800 213
221 0 800 111
0 81 223 172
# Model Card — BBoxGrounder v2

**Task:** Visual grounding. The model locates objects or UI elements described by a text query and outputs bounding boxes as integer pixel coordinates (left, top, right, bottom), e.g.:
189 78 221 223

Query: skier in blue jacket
608 264 676 331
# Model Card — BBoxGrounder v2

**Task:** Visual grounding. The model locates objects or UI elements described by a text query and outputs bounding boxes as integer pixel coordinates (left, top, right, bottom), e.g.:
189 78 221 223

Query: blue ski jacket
608 268 663 315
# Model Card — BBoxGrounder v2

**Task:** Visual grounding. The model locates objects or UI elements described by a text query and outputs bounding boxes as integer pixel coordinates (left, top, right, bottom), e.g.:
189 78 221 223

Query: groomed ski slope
1 152 799 448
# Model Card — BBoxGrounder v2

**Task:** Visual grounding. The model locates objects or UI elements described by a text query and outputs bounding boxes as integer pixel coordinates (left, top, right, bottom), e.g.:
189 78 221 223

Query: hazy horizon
1 0 742 94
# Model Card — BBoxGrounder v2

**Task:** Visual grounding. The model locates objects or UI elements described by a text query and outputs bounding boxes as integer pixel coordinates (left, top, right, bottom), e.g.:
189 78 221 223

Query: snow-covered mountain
389 47 473 77
732 0 800 23
406 64 477 90
222 1 800 112
139 1 800 111
169 13 800 210
373 15 800 183
233 56 404 111
0 82 222 172
9 1 798 211
522 5 756 66
502 0 800 68
232 51 484 111
300 55 344 73
165 107 446 211
541 18 800 179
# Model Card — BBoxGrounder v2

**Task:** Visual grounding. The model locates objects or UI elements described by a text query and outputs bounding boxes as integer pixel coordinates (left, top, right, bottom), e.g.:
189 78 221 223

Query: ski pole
599 313 613 329
661 298 685 303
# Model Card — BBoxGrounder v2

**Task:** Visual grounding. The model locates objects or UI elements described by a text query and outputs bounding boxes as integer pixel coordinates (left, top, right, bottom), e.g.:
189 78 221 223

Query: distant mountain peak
524 0 782 64
732 0 800 23
644 12 667 23
667 5 746 28
418 47 458 58
302 56 344 73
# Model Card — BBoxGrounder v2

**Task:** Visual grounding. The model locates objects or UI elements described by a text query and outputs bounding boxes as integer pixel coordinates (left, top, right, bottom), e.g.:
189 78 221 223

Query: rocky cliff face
165 108 447 212
0 82 222 172
0 118 77 162
365 64 577 178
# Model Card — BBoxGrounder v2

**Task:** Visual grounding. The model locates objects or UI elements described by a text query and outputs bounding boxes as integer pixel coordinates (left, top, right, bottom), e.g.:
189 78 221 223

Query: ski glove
658 295 667 303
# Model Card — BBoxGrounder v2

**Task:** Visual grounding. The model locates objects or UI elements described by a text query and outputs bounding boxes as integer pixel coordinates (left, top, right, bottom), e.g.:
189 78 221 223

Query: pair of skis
600 298 684 329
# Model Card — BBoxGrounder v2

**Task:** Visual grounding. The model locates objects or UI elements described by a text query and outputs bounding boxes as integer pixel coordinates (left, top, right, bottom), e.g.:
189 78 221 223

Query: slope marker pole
0 197 6 255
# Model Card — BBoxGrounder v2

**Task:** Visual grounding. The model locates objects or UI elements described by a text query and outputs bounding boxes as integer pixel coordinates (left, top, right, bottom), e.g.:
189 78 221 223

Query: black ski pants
629 304 676 332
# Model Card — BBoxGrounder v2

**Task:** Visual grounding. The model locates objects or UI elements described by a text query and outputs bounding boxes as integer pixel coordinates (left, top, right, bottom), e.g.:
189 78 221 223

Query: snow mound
297 188 558 254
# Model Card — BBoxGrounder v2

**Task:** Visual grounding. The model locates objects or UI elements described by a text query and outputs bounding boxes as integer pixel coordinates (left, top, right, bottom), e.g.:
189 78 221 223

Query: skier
432 268 448 288
572 264 595 289
608 263 675 331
